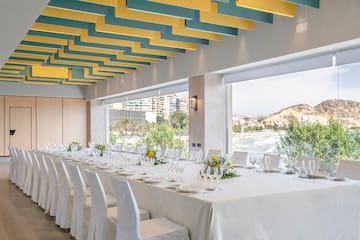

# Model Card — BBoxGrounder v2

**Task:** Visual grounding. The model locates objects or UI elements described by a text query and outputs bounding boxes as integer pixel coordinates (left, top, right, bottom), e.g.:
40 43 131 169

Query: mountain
263 99 360 128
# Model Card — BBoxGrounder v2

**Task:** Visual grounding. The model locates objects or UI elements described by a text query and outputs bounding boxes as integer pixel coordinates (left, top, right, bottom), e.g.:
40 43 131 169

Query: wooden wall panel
36 97 63 149
0 96 4 156
62 98 87 147
4 96 36 155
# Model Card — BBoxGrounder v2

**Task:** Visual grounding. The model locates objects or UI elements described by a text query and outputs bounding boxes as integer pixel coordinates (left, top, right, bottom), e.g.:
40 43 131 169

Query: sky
232 62 360 116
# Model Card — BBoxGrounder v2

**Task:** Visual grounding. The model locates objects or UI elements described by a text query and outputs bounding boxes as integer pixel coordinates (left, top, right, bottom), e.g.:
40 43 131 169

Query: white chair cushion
108 207 150 222
140 217 189 240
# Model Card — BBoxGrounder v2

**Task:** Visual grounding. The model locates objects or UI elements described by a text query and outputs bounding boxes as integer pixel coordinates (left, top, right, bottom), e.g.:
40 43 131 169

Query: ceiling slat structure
0 0 319 86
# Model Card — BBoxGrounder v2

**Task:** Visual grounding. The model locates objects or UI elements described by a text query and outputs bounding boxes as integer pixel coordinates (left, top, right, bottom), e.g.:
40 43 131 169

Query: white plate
83 161 95 165
204 185 218 191
132 175 150 180
327 176 346 181
118 171 136 176
143 177 163 184
257 168 280 173
177 184 204 193
309 172 328 178
233 164 247 168
165 183 181 189
98 165 113 170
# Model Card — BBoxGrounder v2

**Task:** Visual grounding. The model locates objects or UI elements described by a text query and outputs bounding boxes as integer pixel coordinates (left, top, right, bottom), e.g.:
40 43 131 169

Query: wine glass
309 159 316 180
177 162 185 183
214 167 223 190
249 156 257 168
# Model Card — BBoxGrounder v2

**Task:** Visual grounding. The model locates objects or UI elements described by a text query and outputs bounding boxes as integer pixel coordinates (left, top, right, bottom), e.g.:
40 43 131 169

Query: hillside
263 99 360 128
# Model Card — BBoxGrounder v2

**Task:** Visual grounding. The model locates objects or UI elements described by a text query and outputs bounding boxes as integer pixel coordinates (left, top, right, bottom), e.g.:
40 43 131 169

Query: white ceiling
0 0 50 67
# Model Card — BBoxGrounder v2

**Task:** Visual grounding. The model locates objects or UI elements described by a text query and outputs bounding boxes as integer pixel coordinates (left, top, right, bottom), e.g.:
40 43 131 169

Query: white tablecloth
46 152 360 240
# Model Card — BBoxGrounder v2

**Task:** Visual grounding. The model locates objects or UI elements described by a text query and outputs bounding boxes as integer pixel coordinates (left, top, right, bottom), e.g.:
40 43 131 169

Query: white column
189 74 226 155
89 99 108 144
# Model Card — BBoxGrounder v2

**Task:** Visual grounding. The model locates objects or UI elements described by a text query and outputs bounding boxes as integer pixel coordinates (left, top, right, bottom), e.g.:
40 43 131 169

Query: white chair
189 148 203 163
46 158 59 216
85 170 149 240
14 147 21 188
164 148 182 161
54 159 73 229
336 160 360 180
23 150 33 196
15 148 26 190
232 151 248 167
206 149 221 161
295 156 320 174
85 170 118 240
38 154 49 210
263 153 281 170
31 151 41 203
173 148 183 161
110 176 189 240
65 163 91 240
8 146 16 183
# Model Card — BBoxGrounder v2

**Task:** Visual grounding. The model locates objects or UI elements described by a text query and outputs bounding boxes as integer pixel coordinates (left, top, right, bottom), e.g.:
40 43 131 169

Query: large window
108 91 189 157
231 63 360 171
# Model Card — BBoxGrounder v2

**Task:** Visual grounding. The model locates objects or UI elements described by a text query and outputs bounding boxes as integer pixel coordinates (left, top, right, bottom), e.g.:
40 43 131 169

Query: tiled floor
0 161 70 240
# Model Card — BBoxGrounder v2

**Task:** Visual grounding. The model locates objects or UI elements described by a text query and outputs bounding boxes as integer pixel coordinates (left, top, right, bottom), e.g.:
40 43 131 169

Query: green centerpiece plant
68 141 81 152
95 144 106 157
205 155 238 179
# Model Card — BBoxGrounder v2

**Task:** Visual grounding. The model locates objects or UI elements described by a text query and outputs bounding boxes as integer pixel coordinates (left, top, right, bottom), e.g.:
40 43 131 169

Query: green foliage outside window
110 111 189 156
277 120 360 171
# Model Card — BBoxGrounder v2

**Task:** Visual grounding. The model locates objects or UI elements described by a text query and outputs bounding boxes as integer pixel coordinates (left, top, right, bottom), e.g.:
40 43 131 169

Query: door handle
9 129 16 136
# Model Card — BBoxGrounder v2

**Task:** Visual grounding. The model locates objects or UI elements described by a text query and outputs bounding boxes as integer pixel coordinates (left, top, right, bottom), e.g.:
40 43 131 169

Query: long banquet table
45 152 360 240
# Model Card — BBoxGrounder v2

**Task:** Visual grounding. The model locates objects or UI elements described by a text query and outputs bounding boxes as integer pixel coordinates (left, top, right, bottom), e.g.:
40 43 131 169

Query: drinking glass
177 162 185 183
249 156 257 168
264 156 270 171
214 167 223 190
309 159 316 179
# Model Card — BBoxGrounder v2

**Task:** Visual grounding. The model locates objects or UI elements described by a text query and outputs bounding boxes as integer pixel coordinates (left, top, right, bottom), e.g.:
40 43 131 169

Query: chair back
232 151 248 166
173 148 183 161
85 170 108 217
31 151 40 174
25 150 34 168
136 145 147 154
110 176 140 240
13 147 20 160
38 155 49 176
295 156 320 173
125 144 133 152
336 160 360 180
47 158 59 185
263 153 280 169
54 159 72 193
65 163 87 201
189 148 203 162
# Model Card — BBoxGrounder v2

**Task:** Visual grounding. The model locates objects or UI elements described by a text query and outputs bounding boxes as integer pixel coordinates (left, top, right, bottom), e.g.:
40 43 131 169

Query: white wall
87 0 360 100
0 81 86 98
89 99 108 144
189 74 226 154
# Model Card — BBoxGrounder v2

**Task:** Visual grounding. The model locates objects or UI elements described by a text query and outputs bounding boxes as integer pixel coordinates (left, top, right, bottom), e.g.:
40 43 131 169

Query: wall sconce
190 95 198 111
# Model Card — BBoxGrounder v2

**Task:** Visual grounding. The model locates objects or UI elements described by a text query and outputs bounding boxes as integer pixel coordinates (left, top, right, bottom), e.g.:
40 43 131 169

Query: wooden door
9 107 32 150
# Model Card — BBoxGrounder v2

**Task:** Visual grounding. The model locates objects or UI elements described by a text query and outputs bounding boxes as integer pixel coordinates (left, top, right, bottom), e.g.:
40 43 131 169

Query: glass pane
231 67 341 170
338 63 360 161
109 91 189 157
